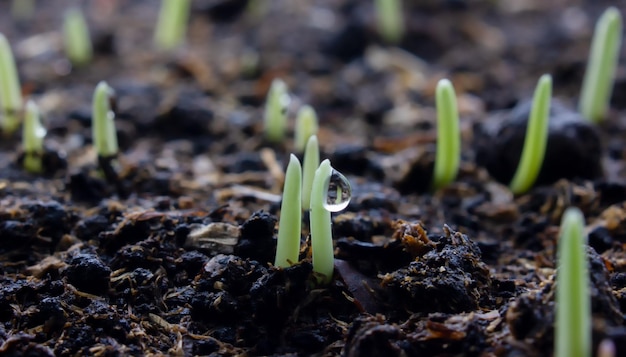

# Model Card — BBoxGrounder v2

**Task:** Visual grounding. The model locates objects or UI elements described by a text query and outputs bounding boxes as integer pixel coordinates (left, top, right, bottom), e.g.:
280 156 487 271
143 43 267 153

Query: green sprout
22 100 46 174
11 0 35 21
63 7 93 67
92 81 118 158
432 78 460 190
509 74 552 195
555 207 591 357
302 135 320 210
294 105 319 153
579 7 623 123
154 0 191 51
264 78 290 143
0 33 22 134
374 0 404 44
310 160 351 284
275 154 302 268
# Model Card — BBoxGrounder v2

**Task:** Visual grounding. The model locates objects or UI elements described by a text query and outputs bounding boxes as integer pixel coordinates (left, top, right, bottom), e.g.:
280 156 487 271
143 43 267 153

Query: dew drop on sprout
323 169 352 212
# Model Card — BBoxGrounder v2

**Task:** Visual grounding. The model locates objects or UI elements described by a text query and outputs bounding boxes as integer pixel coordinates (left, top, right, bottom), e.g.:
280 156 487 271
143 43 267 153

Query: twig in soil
63 7 93 67
509 74 552 195
0 33 22 134
579 7 622 123
555 207 590 357
21 100 46 174
432 78 460 191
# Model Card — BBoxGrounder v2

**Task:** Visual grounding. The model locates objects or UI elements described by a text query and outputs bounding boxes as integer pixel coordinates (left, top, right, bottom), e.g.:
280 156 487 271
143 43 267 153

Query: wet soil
1 0 626 356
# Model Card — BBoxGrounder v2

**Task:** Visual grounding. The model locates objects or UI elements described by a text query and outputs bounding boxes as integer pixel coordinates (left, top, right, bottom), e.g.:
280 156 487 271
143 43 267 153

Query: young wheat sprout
63 7 93 66
294 105 319 153
274 154 302 268
0 33 22 134
555 207 591 357
310 160 351 284
264 79 290 143
22 100 46 174
302 135 320 211
579 7 622 123
154 0 191 51
374 0 404 44
432 78 460 190
509 74 552 194
92 81 118 158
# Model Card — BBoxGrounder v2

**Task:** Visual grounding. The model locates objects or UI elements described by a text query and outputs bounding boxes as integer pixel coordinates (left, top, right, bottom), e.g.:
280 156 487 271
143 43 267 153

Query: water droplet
323 169 351 212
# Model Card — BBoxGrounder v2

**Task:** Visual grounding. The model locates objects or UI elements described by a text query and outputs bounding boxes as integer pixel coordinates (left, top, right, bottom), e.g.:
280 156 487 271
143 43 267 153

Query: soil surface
1 0 626 356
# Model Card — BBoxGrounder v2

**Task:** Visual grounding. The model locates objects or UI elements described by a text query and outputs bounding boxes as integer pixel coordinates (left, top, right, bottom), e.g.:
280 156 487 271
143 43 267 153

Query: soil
0 0 626 356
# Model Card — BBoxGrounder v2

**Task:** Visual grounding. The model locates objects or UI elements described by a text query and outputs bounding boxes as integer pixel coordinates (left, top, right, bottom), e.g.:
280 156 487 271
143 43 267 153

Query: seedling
579 7 622 123
275 154 302 268
302 135 320 211
22 100 46 174
0 33 22 134
294 105 319 153
555 207 591 357
310 159 351 284
432 78 460 190
63 7 93 67
509 74 552 194
92 81 118 158
154 0 191 51
264 78 290 143
11 0 34 20
374 0 404 44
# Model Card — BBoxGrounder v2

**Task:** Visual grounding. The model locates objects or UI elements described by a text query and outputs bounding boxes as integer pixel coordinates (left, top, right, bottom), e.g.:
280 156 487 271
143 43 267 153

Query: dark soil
0 0 626 356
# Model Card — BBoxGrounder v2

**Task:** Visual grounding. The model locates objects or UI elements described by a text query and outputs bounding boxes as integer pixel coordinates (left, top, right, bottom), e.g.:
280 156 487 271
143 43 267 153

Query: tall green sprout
579 7 622 123
275 154 302 268
154 0 191 51
0 33 22 134
264 79 289 143
310 159 334 284
92 81 118 158
294 105 319 153
509 74 552 194
555 207 591 357
302 135 320 211
63 7 93 67
22 100 46 174
432 78 460 190
374 0 404 44
310 159 351 284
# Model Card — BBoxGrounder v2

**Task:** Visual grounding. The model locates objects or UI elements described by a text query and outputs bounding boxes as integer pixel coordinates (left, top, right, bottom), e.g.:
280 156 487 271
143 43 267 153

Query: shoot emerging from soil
374 0 404 44
432 78 460 190
509 74 552 195
0 33 22 134
310 159 351 284
275 154 302 268
264 78 290 144
92 81 118 158
302 135 320 211
63 7 93 67
154 0 191 51
555 207 591 357
579 7 622 123
294 105 319 153
22 100 46 174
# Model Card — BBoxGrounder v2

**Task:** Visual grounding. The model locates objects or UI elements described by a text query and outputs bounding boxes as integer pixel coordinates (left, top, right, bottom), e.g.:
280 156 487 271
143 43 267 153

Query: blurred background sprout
63 7 93 67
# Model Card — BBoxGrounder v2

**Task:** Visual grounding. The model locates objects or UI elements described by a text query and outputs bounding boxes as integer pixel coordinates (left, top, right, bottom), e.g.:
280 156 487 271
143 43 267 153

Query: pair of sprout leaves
275 148 352 285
